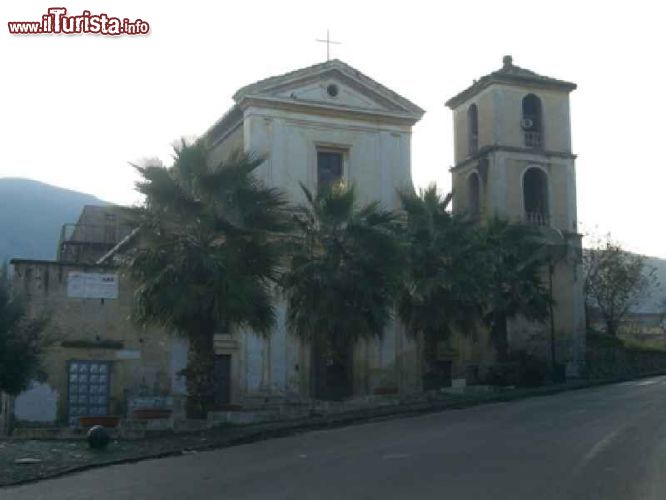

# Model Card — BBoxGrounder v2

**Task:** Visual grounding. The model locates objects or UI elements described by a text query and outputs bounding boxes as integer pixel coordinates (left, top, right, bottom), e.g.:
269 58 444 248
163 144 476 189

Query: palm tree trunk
185 321 216 419
424 334 438 367
422 334 439 391
491 312 509 362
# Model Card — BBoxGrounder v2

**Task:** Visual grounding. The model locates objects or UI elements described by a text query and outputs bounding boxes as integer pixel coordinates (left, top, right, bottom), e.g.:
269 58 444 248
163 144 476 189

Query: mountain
0 178 107 263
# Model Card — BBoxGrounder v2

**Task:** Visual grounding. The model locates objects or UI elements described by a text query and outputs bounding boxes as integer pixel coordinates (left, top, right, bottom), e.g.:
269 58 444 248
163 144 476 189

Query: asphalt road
6 377 666 500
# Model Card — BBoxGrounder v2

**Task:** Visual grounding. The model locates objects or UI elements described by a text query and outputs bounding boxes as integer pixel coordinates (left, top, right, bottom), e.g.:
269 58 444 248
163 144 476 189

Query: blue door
67 360 111 426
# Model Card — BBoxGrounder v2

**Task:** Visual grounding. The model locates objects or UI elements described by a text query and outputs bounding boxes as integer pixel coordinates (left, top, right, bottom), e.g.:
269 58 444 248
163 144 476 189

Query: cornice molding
450 145 576 172
238 95 422 127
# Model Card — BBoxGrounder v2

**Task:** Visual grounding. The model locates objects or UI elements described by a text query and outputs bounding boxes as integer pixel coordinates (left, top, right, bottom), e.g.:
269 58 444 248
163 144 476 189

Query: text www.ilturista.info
8 8 150 36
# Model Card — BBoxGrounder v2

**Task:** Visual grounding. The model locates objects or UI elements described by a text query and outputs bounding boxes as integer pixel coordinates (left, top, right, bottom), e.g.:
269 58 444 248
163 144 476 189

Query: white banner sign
67 272 119 299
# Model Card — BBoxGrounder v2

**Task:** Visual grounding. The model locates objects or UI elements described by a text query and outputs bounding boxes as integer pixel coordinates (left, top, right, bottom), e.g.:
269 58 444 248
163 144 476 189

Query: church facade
201 55 586 402
202 59 426 402
7 56 586 427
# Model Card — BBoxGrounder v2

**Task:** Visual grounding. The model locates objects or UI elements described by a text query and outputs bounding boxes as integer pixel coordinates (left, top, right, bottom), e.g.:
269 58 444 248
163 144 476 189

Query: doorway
67 360 111 426
312 339 354 401
213 354 232 409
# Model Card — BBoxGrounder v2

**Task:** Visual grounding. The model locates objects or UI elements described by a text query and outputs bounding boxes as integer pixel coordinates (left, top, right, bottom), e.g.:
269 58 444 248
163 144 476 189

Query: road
5 377 666 500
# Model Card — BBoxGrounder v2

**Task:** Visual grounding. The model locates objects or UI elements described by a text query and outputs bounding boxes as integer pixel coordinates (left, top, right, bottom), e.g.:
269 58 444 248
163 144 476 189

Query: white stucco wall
14 382 58 423
169 337 188 396
206 66 422 400
242 107 414 210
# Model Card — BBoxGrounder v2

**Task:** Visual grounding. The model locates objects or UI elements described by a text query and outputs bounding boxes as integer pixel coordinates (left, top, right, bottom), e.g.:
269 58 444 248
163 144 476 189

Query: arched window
467 172 480 215
468 104 479 155
523 167 549 225
521 94 543 148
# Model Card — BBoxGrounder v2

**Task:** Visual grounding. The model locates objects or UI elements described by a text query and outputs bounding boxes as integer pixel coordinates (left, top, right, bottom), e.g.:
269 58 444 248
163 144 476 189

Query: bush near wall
586 333 666 379
483 351 549 388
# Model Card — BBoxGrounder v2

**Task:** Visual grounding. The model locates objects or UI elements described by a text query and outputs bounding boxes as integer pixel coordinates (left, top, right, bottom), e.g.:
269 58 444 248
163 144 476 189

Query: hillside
0 178 107 263
644 256 666 311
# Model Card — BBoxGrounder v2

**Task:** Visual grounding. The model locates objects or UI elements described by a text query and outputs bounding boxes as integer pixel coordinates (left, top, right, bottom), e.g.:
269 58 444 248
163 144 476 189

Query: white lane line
636 380 659 386
580 429 622 466
382 453 410 460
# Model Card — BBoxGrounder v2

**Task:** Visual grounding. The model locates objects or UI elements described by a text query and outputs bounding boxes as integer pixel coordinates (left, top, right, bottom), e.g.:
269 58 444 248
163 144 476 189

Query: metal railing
524 211 550 226
59 223 131 246
524 131 542 148
57 223 133 263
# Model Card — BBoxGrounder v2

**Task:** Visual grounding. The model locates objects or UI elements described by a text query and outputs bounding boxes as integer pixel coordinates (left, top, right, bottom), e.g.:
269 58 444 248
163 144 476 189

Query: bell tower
446 56 585 374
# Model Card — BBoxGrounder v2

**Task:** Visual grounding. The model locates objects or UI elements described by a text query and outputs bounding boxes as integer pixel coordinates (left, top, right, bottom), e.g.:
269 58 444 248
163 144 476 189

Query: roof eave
202 104 244 145
237 95 424 126
446 76 577 109
233 59 425 118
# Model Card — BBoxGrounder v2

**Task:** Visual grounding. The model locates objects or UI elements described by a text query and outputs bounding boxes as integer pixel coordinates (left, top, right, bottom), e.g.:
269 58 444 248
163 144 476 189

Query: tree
658 297 666 335
281 183 403 399
126 141 291 418
584 235 658 337
396 186 484 382
477 219 551 361
0 262 50 395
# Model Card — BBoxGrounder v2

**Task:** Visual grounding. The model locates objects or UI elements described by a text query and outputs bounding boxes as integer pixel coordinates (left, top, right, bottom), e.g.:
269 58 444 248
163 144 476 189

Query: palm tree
397 186 485 388
281 183 403 400
477 218 551 361
126 141 291 418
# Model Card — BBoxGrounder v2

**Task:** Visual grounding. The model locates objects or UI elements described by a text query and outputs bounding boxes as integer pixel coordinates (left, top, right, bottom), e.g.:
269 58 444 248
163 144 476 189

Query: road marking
636 380 659 386
382 453 410 460
581 429 621 466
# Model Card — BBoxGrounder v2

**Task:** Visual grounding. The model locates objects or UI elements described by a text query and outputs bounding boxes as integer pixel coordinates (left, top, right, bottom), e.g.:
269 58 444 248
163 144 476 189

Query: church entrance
212 354 231 409
421 338 453 391
311 338 354 401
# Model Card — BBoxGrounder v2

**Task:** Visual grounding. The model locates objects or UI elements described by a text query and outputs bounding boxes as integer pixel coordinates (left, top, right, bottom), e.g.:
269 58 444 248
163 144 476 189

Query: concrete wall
243 106 413 210
11 261 178 424
586 335 666 379
13 382 58 423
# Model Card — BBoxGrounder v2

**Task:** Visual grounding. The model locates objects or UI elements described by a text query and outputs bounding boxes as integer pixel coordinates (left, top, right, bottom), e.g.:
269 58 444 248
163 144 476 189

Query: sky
1 1 665 258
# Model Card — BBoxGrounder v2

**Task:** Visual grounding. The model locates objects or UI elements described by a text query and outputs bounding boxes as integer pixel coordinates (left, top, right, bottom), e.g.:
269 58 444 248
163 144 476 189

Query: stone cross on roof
316 30 341 61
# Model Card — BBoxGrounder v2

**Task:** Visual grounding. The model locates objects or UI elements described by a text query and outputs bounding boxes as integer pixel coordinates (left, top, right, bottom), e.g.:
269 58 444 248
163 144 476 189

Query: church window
317 150 344 191
467 172 481 215
326 84 339 98
523 167 549 225
467 104 479 155
521 94 543 148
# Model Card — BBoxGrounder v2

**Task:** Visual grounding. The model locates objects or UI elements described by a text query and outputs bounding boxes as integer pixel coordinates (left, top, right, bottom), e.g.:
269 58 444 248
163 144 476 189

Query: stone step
11 427 60 439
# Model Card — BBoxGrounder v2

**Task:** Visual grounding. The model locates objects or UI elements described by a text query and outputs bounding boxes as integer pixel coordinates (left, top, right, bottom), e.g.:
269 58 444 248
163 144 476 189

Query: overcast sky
2 1 664 257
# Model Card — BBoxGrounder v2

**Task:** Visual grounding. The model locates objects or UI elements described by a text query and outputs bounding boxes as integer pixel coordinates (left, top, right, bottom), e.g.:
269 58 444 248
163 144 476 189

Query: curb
4 370 666 490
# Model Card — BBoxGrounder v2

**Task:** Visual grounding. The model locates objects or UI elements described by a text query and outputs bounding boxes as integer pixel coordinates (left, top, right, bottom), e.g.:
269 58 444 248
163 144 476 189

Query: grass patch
619 336 666 353
589 329 666 353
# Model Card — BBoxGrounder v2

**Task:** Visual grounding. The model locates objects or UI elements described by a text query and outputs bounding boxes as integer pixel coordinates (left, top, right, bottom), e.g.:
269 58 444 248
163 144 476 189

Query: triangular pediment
232 60 424 122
